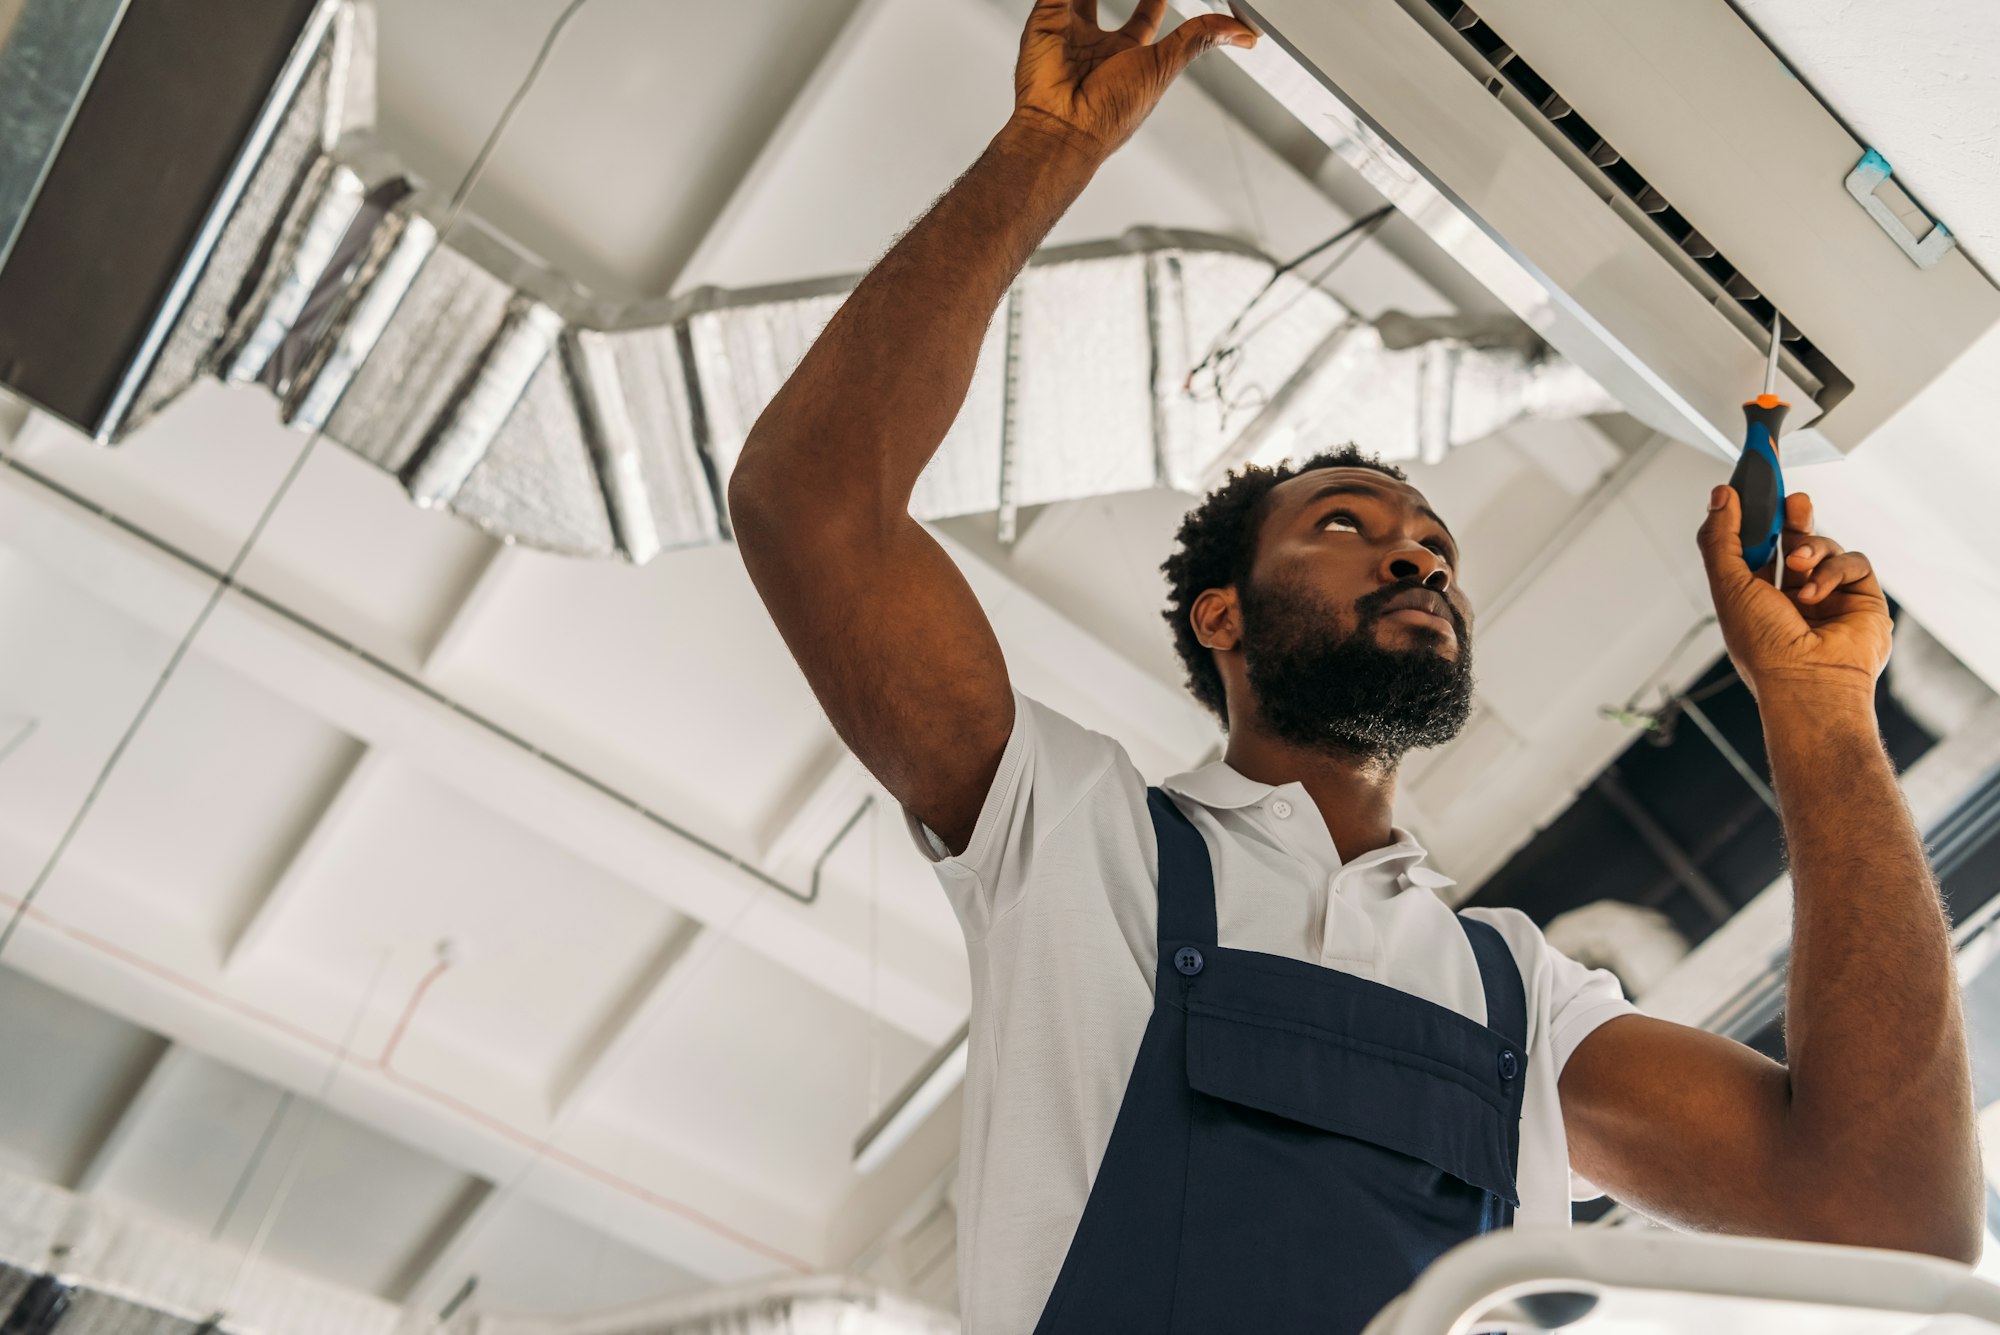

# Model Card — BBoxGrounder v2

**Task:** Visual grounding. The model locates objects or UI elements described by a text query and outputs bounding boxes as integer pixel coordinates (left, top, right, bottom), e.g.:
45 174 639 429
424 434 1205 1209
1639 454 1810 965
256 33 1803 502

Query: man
729 2 1981 1331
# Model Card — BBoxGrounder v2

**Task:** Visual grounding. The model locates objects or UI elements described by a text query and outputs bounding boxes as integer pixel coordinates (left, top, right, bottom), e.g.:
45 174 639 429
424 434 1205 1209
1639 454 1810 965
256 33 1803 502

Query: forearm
732 115 1101 512
1764 691 1980 1258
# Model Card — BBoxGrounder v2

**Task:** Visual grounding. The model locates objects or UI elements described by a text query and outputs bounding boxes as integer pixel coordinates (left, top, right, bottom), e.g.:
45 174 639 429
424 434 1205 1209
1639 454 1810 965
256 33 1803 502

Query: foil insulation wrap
46 5 1615 565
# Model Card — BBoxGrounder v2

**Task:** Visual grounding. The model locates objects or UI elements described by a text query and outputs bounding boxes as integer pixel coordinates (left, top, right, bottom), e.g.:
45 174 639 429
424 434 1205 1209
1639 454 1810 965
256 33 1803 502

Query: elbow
726 445 792 549
1780 1181 1985 1266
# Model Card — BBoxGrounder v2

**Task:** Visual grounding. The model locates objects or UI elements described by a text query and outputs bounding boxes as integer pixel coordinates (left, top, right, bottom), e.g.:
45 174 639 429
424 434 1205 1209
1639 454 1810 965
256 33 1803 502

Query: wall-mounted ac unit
1201 0 2000 462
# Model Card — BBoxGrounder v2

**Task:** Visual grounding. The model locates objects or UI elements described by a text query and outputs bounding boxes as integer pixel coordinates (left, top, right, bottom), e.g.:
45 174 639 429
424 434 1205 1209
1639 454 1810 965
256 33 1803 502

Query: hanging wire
1597 615 1719 733
208 951 392 1326
0 717 37 767
1182 204 1395 432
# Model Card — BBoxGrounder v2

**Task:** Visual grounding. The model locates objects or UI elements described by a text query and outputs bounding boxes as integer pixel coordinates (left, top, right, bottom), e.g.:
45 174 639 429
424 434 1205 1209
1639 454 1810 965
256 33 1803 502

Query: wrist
995 109 1110 175
1757 680 1880 748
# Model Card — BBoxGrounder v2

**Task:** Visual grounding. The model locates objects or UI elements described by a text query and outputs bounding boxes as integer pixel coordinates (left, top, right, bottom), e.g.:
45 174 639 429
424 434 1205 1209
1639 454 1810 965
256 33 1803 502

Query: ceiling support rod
1595 768 1736 925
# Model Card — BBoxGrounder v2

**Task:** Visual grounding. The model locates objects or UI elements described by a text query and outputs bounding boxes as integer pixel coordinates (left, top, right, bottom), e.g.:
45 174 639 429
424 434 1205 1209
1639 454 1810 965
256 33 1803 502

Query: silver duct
0 2 1618 564
0 1170 954 1335
0 1170 400 1335
465 1278 956 1335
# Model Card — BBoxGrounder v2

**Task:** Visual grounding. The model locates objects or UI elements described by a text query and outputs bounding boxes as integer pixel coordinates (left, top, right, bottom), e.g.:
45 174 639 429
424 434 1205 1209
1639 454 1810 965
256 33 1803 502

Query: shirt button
1174 946 1205 976
1272 799 1294 819
1498 1050 1519 1082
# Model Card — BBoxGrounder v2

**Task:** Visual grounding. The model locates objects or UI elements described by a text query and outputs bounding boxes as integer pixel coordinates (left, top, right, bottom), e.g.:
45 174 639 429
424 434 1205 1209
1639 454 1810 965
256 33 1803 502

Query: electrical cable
1183 203 1395 399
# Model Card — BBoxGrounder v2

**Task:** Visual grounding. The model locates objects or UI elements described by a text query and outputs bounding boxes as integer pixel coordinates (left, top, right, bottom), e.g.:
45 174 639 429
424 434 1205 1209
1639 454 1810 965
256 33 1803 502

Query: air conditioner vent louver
1418 0 1849 413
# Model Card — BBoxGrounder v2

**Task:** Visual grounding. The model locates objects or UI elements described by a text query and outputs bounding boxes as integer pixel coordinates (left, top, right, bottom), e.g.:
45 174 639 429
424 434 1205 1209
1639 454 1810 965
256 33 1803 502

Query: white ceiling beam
67 1040 184 1195
0 458 964 1047
546 917 707 1117
385 1178 498 1312
222 746 381 970
3 865 819 1282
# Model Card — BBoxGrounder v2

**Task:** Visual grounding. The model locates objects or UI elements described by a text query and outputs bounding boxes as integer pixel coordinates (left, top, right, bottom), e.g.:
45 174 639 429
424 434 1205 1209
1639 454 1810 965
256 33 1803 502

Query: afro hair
1160 445 1408 727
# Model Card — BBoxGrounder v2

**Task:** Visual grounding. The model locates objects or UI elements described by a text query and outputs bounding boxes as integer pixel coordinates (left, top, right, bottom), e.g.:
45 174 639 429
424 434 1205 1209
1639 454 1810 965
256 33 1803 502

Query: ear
1191 587 1242 652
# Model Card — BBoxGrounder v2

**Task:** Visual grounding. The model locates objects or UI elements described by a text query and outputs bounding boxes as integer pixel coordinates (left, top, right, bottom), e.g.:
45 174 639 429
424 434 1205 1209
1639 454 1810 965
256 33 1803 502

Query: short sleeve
900 690 1126 939
1461 906 1640 1202
1542 936 1641 1201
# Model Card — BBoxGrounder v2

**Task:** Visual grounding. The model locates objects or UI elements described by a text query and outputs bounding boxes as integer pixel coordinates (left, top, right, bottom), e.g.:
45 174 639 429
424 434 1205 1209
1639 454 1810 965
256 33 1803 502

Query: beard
1237 574 1475 763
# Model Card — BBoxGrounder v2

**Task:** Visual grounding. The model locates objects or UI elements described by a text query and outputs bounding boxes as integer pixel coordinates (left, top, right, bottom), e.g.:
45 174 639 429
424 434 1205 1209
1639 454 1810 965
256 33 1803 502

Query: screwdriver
1731 312 1790 587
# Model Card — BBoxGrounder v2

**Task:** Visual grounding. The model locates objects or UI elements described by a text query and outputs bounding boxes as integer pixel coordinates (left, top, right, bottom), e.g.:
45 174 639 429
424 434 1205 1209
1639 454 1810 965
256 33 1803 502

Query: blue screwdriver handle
1731 393 1790 569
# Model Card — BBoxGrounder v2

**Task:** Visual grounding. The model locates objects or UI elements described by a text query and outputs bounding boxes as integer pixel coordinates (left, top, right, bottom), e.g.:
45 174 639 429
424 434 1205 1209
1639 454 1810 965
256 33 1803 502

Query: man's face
1234 467 1475 760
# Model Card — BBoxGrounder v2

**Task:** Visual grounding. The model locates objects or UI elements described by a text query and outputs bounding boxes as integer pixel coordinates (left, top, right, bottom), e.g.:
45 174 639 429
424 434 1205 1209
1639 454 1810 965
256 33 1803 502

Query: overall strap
1457 915 1527 1050
1147 787 1217 948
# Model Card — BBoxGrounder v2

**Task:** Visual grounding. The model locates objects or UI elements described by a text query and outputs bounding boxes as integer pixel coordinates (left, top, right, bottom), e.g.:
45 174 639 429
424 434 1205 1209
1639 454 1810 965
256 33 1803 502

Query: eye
1423 538 1453 563
1320 509 1361 533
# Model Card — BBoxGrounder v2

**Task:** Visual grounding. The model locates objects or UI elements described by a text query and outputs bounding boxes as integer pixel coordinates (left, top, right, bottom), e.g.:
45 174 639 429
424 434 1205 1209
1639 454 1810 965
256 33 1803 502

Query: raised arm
1558 487 1981 1263
729 1 1254 852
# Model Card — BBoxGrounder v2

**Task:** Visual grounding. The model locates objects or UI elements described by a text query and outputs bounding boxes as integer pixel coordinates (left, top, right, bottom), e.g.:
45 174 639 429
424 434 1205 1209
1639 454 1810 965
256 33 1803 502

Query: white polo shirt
907 692 1638 1335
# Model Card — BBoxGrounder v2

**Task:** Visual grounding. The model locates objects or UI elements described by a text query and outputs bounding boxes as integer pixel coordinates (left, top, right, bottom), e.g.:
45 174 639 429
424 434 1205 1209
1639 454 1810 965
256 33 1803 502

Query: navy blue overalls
1033 788 1528 1334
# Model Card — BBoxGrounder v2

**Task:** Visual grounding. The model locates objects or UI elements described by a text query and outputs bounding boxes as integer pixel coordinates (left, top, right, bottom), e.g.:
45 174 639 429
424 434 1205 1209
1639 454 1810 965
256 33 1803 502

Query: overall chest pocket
1182 952 1525 1203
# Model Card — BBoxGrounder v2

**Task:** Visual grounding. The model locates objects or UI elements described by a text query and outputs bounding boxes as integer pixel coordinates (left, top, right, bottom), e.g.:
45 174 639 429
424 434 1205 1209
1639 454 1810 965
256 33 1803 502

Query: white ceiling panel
374 0 870 298
87 1047 483 1298
580 937 932 1212
15 382 321 572
0 966 167 1188
424 544 834 853
231 756 690 1097
29 652 364 962
415 1192 706 1319
679 0 1243 291
0 549 205 895
234 442 499 668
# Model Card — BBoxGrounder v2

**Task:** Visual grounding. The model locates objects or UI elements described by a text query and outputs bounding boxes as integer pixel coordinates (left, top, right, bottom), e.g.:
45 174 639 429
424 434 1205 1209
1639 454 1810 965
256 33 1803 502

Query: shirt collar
1161 760 1456 889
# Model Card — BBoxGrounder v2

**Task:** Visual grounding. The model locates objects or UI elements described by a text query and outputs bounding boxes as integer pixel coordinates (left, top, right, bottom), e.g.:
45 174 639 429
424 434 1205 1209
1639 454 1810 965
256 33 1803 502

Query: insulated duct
466 1278 957 1335
0 0 1617 565
0 1169 400 1335
0 1168 955 1335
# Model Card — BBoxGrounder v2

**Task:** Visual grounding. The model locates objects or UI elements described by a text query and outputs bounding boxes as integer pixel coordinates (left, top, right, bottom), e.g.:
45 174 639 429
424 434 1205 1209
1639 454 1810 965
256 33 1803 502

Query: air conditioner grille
1417 0 1849 413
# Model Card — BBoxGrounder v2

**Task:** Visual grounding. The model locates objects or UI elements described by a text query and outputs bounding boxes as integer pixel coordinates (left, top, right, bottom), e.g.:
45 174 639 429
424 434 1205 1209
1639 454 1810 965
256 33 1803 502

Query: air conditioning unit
1198 0 2000 461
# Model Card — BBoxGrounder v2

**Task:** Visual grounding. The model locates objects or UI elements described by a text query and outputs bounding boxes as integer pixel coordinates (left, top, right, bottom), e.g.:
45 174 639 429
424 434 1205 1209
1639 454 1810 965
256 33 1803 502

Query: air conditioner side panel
1477 0 2000 449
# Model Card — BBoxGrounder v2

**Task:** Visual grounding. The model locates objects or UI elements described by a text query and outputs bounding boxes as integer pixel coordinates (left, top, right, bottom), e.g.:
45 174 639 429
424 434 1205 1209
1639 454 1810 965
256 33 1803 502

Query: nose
1382 546 1451 594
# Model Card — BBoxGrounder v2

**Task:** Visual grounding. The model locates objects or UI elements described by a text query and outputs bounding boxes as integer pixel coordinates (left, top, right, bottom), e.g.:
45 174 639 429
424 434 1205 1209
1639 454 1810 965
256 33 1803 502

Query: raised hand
1013 0 1257 159
1696 487 1895 711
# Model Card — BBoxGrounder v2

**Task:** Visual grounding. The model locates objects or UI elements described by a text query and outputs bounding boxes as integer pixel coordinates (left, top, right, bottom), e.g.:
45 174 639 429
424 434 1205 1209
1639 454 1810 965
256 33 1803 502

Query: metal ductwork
0 0 1618 564
466 1278 957 1335
0 1169 955 1335
0 1170 400 1335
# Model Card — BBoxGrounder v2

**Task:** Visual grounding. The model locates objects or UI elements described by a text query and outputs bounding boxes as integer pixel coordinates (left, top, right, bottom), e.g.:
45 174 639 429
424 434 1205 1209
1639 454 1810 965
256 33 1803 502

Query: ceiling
2 0 1998 1325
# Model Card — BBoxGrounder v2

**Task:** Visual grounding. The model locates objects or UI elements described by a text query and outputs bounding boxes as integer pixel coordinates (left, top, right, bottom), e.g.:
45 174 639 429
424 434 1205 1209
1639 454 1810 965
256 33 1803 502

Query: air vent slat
1414 0 1839 404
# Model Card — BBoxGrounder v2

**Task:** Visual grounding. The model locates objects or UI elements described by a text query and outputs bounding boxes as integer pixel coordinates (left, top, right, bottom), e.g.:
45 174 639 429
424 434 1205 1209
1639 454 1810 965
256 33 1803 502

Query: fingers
1122 0 1165 40
1697 485 1756 600
1147 12 1257 79
1782 490 1814 536
1784 531 1845 574
1072 0 1098 25
1025 0 1072 37
1793 549 1880 604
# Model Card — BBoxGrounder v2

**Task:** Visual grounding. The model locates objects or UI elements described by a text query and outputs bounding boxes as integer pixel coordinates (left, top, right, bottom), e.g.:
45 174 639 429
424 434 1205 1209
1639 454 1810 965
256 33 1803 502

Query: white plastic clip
1845 149 1956 269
